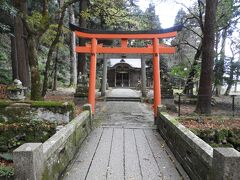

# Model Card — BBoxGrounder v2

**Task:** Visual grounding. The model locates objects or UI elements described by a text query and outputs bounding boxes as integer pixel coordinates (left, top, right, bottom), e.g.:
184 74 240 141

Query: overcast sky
136 0 194 28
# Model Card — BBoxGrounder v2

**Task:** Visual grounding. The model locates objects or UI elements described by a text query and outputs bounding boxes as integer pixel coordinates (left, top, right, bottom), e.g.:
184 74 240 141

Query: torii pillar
70 23 182 117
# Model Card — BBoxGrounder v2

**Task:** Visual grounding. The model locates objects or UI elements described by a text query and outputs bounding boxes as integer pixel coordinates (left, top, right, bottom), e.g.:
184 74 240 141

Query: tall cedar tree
195 0 218 114
78 0 88 75
12 0 30 87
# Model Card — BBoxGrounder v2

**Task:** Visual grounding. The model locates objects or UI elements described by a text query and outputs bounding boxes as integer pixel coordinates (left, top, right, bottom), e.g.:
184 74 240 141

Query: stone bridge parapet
157 106 240 180
13 104 92 180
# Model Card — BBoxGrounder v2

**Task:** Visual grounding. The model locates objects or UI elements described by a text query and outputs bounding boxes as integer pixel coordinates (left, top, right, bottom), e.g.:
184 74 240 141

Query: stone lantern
74 73 89 97
7 79 27 100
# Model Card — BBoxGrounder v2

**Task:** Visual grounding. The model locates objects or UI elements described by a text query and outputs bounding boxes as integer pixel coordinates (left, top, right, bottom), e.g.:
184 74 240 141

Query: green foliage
143 3 161 30
0 0 16 14
40 24 70 47
217 0 234 29
0 34 12 84
0 165 14 178
0 0 16 33
0 153 12 161
81 0 161 31
170 63 189 79
26 11 50 32
0 121 57 152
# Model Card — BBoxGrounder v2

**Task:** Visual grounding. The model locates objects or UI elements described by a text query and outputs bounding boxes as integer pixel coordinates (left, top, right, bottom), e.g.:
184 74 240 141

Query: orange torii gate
70 24 182 117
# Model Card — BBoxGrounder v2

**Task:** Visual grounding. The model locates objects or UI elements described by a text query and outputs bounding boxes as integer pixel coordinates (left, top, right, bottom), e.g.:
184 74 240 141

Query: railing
13 104 92 180
157 108 240 180
175 93 240 117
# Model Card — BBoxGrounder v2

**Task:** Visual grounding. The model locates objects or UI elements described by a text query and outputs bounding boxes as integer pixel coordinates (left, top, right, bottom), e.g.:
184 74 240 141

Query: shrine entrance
116 72 129 87
115 62 130 87
70 24 182 117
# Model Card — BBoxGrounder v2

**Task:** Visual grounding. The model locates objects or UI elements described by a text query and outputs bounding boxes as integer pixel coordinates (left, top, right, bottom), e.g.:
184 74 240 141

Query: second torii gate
70 24 182 117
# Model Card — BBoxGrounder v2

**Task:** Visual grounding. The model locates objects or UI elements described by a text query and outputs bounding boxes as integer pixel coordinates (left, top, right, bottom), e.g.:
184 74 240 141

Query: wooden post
88 38 97 113
101 54 107 96
153 38 161 117
141 55 147 97
114 69 116 87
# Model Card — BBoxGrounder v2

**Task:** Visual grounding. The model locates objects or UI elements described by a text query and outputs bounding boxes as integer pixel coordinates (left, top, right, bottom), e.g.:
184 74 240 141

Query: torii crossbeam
70 24 182 118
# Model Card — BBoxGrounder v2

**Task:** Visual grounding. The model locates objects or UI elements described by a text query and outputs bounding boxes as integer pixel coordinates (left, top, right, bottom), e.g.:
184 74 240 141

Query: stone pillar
212 148 240 180
83 103 93 120
13 143 44 180
101 55 107 96
114 69 116 87
141 55 147 97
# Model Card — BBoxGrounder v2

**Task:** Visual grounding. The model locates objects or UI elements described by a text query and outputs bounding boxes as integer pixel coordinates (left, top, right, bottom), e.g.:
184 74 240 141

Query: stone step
105 97 141 102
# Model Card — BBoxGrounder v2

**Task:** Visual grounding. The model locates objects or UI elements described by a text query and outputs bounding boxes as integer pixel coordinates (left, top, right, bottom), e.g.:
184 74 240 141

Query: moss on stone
0 100 75 111
0 101 12 108
42 134 75 180
30 101 75 116
0 100 76 123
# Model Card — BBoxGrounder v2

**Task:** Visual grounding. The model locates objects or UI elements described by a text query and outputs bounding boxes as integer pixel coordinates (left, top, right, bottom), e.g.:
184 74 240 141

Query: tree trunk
215 28 227 96
235 67 239 92
224 58 234 95
183 43 202 95
52 47 59 91
69 5 77 87
141 55 147 97
78 0 88 75
42 9 66 97
13 0 30 87
11 34 18 80
195 0 218 114
28 35 42 100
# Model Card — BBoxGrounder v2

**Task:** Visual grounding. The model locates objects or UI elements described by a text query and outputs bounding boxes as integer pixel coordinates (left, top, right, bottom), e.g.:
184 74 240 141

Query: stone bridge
13 89 240 180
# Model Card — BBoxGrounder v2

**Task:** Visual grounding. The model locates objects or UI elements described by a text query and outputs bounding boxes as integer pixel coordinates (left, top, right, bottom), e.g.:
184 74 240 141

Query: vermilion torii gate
70 24 182 117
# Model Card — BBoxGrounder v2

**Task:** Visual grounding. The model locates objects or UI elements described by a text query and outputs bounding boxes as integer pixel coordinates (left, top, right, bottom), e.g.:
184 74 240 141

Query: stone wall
13 104 92 180
157 108 240 180
0 101 75 123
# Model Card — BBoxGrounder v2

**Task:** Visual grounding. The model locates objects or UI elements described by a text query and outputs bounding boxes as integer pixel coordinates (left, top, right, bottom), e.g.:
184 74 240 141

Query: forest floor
169 95 240 129
44 88 240 129
45 87 87 115
45 87 104 115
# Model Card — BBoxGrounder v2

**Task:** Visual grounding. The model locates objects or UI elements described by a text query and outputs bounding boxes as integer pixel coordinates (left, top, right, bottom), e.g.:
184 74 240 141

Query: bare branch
197 0 204 31
183 25 203 39
180 40 199 51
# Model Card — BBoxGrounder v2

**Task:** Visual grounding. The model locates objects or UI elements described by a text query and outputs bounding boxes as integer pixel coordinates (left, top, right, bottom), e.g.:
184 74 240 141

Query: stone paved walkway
106 88 141 98
62 89 189 180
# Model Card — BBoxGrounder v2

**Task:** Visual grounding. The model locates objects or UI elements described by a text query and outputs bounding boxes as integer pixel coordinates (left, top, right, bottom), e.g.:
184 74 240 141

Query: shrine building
107 59 142 87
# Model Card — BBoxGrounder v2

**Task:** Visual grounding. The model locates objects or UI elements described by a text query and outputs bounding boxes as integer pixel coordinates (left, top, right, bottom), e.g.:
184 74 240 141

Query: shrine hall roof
109 59 141 68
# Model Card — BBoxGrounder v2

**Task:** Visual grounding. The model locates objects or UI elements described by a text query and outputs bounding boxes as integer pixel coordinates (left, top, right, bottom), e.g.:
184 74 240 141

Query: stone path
106 88 141 98
62 89 189 180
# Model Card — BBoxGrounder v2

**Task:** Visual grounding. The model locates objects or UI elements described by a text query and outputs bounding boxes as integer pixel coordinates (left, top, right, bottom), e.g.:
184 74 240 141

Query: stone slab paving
62 95 189 180
106 88 141 98
100 101 154 128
